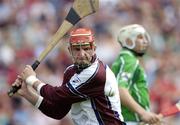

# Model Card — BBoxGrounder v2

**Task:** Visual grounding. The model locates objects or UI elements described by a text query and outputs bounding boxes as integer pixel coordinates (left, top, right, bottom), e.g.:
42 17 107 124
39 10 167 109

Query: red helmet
69 28 95 47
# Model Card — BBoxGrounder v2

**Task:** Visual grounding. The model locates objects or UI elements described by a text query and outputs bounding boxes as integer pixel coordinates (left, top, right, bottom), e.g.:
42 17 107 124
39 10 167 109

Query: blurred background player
111 24 162 125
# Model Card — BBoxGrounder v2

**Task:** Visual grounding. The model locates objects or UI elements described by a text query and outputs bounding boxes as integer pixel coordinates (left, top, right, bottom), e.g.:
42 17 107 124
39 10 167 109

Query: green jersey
111 48 150 122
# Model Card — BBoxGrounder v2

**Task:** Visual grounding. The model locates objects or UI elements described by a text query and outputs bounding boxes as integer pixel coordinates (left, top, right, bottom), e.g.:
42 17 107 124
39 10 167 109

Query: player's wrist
25 75 39 86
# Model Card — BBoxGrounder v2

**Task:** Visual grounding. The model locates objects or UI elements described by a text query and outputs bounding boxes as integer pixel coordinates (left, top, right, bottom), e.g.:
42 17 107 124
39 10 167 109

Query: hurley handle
7 60 40 97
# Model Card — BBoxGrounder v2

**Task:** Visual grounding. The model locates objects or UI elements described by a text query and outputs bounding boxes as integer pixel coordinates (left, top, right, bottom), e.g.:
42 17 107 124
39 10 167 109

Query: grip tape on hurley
66 8 81 25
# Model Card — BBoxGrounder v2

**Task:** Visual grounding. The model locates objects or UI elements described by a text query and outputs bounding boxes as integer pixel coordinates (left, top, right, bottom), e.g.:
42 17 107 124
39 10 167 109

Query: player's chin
77 60 91 67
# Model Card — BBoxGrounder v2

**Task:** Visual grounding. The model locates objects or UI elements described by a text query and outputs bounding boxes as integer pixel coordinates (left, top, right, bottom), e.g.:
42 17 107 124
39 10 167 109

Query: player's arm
119 87 148 117
13 77 71 120
13 77 42 107
14 65 72 119
119 87 161 124
24 87 71 120
19 65 60 101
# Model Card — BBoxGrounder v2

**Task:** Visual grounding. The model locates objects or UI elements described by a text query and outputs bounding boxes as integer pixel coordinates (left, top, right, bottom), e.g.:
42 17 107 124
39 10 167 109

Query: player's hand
20 65 36 81
140 111 162 124
139 121 163 125
12 75 28 96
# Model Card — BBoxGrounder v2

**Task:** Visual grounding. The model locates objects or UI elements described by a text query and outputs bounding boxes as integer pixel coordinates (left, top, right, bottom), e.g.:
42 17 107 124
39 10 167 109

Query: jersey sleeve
39 98 71 120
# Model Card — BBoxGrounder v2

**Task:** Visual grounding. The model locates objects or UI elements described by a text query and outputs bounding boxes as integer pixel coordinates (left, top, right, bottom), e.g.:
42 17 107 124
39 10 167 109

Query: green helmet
118 24 151 54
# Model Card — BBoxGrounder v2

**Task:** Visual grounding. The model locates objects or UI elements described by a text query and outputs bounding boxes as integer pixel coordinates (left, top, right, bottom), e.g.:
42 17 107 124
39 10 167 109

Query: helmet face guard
69 28 96 69
118 24 150 54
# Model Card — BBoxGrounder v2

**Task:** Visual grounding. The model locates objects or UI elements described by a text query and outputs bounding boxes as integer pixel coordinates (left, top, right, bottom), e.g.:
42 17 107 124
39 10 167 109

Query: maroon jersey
37 59 125 125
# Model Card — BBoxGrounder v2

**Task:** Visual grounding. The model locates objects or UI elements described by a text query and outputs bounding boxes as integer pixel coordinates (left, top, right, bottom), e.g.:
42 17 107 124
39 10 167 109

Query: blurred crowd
0 0 179 125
